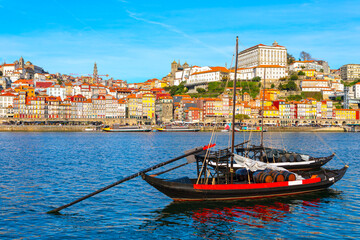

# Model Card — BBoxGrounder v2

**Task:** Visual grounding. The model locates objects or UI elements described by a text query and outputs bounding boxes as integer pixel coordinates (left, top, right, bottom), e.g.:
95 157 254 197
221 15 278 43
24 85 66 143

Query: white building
176 66 208 86
0 92 17 117
340 64 360 81
187 67 229 85
47 85 66 100
230 65 287 82
238 41 287 69
353 82 360 99
301 80 331 92
289 60 324 72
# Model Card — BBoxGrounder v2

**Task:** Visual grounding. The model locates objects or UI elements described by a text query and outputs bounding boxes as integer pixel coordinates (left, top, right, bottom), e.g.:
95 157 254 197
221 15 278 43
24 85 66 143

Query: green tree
287 80 298 91
298 71 305 76
235 114 250 120
320 69 324 73
271 83 275 88
252 76 261 82
290 74 298 80
196 87 206 94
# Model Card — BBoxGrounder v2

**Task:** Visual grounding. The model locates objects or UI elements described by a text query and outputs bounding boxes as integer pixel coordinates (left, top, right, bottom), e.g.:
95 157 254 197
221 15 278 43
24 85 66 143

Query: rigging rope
314 132 348 166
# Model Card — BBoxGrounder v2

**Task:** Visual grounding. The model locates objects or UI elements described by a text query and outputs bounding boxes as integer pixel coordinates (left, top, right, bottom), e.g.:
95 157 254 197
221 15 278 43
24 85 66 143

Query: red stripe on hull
173 188 324 202
193 177 321 190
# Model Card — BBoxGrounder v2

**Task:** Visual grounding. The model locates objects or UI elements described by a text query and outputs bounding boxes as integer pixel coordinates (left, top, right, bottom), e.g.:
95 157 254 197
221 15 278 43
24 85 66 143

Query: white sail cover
233 154 303 179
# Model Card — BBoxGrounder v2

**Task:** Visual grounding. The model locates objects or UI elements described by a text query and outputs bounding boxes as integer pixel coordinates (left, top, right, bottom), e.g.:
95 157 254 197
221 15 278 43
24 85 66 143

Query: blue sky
0 0 359 82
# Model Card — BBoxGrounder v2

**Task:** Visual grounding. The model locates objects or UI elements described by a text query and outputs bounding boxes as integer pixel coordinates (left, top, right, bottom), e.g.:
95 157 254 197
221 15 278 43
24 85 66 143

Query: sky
0 0 359 82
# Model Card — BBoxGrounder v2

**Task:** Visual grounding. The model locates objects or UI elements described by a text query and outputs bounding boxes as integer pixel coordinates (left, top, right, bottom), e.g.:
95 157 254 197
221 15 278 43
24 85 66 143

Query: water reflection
140 189 342 239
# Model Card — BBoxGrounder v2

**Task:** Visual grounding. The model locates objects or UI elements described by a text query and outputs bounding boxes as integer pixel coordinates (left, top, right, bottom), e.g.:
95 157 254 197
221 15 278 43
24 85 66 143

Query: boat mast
230 36 239 183
260 70 266 147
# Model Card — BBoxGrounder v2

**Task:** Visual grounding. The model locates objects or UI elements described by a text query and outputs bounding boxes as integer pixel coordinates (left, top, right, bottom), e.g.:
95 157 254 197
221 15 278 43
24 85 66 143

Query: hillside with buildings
0 41 360 126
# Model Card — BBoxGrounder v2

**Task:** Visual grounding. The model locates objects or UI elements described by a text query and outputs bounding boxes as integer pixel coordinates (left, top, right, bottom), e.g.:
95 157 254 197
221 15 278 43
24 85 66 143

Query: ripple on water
0 132 360 239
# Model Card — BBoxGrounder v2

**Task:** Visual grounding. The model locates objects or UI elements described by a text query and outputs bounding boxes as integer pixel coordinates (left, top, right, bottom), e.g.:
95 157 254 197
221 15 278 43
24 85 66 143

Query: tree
271 83 275 88
235 114 250 120
252 76 261 82
287 53 295 65
298 71 305 76
196 87 206 94
320 69 324 73
290 74 298 80
300 51 312 61
287 80 298 91
0 71 2 76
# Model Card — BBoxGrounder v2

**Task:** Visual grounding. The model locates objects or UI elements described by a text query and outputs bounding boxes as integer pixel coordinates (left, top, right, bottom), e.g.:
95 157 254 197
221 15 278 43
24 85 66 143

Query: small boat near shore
102 125 151 132
156 126 200 132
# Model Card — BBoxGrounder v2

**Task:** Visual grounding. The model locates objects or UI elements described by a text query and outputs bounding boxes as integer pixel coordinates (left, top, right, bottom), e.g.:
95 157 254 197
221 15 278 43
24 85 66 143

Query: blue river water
0 132 359 239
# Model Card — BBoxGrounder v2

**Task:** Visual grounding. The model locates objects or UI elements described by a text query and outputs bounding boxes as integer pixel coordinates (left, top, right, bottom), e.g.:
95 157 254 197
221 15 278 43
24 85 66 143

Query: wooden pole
47 144 214 214
230 36 239 184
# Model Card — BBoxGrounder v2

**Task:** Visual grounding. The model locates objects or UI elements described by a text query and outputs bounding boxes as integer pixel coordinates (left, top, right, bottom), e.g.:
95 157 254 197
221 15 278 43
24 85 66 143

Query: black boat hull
142 167 347 201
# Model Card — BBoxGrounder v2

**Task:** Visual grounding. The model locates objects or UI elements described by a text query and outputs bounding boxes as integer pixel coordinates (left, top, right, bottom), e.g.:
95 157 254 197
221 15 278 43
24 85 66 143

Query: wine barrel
285 153 295 162
267 170 285 182
280 154 287 162
281 171 296 181
253 171 273 183
235 168 249 181
294 154 302 162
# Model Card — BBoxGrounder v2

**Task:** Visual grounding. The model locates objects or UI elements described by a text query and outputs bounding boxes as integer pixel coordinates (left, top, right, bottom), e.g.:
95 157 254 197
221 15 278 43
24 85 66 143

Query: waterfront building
263 106 279 118
333 109 359 120
0 92 17 117
127 94 142 119
340 64 360 81
92 95 106 118
142 93 156 120
117 99 127 119
27 96 46 118
185 107 203 123
155 95 173 124
273 100 290 119
47 96 61 118
105 94 119 118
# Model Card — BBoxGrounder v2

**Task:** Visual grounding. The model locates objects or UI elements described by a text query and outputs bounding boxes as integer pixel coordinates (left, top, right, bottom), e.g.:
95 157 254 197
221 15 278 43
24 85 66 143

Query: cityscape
0 41 359 128
2 1 360 239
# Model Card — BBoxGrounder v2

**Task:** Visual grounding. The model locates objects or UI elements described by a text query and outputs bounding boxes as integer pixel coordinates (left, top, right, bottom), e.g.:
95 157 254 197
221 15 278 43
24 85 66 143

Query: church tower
93 62 98 83
19 56 24 68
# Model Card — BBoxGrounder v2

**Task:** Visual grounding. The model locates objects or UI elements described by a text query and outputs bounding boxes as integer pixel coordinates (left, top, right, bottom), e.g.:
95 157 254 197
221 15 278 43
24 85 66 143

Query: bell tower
93 62 98 83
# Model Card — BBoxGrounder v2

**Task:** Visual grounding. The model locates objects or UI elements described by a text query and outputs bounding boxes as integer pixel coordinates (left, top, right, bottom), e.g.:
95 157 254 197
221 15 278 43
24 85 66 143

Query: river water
0 132 359 239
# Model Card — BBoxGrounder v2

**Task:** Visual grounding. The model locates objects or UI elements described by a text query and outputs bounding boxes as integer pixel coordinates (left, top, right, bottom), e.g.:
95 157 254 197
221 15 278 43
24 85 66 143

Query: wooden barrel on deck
294 154 302 162
281 171 296 181
253 171 273 183
235 168 249 181
267 170 285 182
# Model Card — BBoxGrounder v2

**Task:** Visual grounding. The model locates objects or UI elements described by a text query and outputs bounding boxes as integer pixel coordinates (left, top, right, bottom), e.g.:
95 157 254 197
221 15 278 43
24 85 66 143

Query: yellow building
260 89 280 101
14 86 35 97
301 69 316 77
142 93 156 120
263 106 279 118
127 94 141 119
333 109 357 120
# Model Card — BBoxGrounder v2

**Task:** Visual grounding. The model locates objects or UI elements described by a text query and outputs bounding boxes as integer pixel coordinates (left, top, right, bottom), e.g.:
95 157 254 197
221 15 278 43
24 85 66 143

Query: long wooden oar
47 144 215 214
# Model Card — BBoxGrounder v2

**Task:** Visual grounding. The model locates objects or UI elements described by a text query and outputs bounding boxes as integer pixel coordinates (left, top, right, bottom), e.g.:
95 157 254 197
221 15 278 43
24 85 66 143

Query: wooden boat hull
103 128 151 132
142 166 347 201
157 128 200 132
